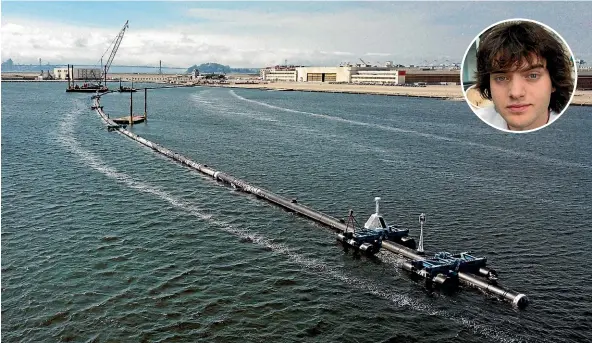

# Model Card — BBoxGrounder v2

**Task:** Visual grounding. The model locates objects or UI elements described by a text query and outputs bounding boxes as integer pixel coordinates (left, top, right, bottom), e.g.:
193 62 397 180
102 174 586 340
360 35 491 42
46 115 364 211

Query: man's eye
527 73 540 79
494 76 508 82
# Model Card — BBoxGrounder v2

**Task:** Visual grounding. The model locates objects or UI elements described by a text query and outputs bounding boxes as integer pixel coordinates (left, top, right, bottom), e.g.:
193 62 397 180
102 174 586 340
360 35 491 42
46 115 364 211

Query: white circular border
460 18 578 134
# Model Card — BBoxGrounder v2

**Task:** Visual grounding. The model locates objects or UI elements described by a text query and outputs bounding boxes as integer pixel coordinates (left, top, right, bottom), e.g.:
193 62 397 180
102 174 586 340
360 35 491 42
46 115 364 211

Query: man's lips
506 104 531 113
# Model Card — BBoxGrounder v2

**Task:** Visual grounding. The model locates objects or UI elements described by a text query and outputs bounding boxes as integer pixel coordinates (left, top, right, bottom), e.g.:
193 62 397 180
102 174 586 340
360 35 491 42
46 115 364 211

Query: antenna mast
418 213 426 254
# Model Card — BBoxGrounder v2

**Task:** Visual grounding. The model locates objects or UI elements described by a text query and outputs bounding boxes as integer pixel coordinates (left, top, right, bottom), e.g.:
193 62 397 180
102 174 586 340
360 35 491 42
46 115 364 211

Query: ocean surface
2 82 591 343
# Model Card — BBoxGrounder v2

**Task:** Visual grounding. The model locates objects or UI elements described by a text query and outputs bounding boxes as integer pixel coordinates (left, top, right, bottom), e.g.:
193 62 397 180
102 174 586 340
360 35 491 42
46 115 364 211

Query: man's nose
508 76 526 99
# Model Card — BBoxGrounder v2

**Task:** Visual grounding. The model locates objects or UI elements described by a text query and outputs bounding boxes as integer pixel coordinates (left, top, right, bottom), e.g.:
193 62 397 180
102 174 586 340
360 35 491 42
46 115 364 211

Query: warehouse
261 65 407 84
53 67 102 80
577 70 592 90
260 66 299 82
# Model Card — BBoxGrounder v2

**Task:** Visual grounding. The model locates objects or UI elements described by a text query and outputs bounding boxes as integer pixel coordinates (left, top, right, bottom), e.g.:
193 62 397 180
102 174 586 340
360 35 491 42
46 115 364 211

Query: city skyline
2 2 591 68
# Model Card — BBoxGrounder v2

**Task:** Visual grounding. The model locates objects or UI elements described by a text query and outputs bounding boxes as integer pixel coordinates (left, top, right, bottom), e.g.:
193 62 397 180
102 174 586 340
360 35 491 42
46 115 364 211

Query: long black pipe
380 241 528 307
92 96 528 308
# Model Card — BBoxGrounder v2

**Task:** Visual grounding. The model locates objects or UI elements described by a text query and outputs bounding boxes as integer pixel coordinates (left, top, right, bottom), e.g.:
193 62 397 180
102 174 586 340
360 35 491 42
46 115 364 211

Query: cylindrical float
92 96 529 309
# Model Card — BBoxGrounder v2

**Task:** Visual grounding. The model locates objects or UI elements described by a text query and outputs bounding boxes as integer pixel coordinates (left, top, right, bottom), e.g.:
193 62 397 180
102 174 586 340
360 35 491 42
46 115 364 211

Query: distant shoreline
3 78 590 106
218 82 465 101
217 82 592 106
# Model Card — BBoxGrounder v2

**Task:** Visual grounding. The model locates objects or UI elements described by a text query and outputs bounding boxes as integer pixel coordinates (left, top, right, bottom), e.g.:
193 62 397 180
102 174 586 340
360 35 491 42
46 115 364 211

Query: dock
111 115 146 125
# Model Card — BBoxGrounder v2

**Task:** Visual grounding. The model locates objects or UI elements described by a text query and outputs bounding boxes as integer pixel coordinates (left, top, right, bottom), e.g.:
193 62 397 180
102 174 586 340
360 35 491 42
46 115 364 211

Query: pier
107 87 148 125
111 115 145 125
92 94 528 309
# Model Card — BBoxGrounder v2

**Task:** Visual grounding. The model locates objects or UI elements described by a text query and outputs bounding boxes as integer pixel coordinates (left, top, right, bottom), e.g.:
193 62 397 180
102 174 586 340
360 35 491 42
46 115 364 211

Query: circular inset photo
461 18 577 133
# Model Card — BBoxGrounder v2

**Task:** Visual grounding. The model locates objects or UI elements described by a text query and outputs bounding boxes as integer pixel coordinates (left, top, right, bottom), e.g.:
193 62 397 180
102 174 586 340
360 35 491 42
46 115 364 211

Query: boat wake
191 91 279 123
55 100 531 343
229 90 591 171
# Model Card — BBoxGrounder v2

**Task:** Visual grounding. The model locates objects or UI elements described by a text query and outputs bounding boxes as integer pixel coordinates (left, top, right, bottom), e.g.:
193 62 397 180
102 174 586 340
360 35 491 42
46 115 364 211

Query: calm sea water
2 82 591 343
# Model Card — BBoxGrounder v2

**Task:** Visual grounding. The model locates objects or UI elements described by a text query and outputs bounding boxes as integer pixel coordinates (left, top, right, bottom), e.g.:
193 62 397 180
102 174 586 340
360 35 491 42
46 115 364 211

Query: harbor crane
98 20 129 85
359 58 371 67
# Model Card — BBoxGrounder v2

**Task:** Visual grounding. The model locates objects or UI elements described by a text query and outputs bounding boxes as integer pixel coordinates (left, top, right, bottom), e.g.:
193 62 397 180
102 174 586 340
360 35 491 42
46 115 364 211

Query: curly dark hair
475 21 574 113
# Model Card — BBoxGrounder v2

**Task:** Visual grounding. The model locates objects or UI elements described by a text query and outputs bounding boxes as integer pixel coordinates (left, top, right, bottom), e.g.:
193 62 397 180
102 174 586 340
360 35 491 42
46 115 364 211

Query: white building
260 66 299 82
53 67 102 80
295 66 345 82
350 69 406 84
116 73 192 84
260 65 406 84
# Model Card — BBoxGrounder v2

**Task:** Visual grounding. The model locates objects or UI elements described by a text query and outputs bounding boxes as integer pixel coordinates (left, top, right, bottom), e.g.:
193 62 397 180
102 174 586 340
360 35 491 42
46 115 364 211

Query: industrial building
404 70 460 84
260 65 406 84
111 73 192 83
260 66 299 82
50 69 193 84
350 69 406 84
578 70 592 90
53 67 102 80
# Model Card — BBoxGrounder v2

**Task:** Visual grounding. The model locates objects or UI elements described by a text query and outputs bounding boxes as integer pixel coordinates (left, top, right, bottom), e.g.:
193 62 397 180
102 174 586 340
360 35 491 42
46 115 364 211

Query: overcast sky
2 1 591 68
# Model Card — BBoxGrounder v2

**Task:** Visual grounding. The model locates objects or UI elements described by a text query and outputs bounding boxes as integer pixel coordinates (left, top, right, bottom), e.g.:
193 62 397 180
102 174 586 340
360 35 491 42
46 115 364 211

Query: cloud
365 53 392 57
74 37 87 48
1 3 590 68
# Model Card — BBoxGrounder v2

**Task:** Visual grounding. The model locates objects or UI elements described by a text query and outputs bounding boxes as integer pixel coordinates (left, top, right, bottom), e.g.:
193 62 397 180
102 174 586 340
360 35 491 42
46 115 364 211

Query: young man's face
489 56 555 131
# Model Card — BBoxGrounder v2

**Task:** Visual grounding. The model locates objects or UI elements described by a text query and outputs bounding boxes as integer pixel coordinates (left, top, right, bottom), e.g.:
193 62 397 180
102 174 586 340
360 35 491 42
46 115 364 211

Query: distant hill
186 63 259 74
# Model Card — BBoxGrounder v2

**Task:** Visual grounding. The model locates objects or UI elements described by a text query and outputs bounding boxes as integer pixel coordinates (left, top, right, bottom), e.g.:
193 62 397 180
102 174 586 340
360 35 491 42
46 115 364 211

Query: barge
66 84 108 93
117 80 137 93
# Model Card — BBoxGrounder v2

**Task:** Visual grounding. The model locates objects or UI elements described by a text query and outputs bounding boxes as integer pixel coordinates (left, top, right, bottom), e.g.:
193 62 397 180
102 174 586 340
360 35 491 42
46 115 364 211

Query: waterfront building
53 67 102 80
261 65 413 85
260 66 300 82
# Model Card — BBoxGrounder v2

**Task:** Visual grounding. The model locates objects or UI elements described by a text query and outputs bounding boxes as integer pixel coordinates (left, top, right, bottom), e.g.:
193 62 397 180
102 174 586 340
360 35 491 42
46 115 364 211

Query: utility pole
159 60 162 75
130 89 133 126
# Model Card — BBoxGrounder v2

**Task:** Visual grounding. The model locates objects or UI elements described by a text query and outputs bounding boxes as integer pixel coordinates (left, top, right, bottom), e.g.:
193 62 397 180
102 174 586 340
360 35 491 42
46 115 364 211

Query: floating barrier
92 95 528 309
